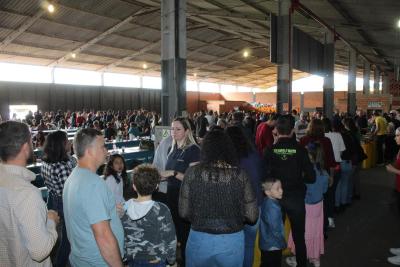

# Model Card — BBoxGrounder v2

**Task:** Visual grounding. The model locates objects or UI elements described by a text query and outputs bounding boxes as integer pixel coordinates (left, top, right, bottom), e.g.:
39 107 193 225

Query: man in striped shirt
0 121 59 267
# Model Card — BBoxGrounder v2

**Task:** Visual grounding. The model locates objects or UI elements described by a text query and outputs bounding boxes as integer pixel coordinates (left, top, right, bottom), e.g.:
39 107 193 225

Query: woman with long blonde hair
161 117 200 265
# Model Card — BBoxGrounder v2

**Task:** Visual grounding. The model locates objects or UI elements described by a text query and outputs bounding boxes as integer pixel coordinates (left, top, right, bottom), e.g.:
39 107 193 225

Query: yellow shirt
375 116 387 135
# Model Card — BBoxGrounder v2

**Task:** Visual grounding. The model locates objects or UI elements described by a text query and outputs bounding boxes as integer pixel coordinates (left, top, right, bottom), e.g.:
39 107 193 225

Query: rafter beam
0 29 250 74
98 40 160 71
199 65 267 82
238 0 271 14
0 2 58 50
187 8 266 21
48 7 158 66
193 45 263 72
188 36 240 56
188 16 269 46
0 9 262 72
188 15 269 35
326 0 383 54
103 35 241 72
203 0 236 12
0 25 165 60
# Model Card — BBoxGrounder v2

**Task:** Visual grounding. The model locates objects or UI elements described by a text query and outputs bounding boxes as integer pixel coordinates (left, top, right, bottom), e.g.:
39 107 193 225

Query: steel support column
276 0 292 114
373 66 380 94
363 61 370 95
323 32 335 119
347 49 357 115
161 0 187 126
300 92 304 113
382 73 389 95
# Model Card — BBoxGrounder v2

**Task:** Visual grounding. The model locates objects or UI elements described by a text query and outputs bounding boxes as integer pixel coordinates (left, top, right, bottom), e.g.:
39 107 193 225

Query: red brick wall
220 92 253 102
186 90 393 114
187 92 222 113
255 93 276 104
388 72 400 109
389 72 400 97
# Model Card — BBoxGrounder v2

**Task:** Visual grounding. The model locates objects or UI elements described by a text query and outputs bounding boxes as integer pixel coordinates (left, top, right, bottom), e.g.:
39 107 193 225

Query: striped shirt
0 164 58 267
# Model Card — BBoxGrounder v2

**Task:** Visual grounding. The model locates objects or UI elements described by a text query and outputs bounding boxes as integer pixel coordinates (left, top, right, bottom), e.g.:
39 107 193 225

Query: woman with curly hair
179 130 259 267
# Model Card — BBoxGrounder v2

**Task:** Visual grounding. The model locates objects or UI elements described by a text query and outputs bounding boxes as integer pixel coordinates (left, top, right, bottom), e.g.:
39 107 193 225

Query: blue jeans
243 213 260 267
335 161 353 207
47 192 70 267
128 259 166 267
186 229 244 267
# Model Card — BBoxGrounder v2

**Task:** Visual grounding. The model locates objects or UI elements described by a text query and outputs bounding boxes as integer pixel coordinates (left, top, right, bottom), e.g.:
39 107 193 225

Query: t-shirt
299 136 336 170
105 174 125 204
325 132 346 163
375 116 388 136
294 120 308 141
63 167 124 267
255 122 274 154
165 144 200 188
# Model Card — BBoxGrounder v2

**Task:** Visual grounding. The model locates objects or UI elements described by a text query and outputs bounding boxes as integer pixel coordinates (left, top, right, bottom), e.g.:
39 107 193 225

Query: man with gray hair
63 128 124 267
0 121 59 267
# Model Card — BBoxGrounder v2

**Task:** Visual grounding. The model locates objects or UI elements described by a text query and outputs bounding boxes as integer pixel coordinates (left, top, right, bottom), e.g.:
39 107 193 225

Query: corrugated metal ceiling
0 0 397 88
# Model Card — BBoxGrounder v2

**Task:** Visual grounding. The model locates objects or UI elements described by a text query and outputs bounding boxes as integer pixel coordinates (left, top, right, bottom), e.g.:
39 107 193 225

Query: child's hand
328 176 334 187
175 172 184 181
48 210 60 225
116 203 124 218
386 164 396 173
160 170 174 178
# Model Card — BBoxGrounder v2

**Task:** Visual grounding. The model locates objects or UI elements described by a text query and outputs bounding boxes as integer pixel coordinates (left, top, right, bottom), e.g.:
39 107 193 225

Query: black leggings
261 250 282 267
280 196 307 267
396 191 400 214
166 185 190 263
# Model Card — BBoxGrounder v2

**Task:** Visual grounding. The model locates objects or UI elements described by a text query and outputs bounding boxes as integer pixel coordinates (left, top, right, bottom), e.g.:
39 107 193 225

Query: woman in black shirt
161 117 200 265
179 130 258 267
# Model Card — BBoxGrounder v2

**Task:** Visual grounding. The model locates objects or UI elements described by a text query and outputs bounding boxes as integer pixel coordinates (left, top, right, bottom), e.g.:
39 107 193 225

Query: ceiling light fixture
47 4 55 13
142 63 148 69
243 50 249 58
71 53 76 59
193 73 197 78
397 19 400 28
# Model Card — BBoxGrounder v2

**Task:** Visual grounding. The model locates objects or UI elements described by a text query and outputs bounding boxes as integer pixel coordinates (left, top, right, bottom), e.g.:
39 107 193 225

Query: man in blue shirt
63 128 124 267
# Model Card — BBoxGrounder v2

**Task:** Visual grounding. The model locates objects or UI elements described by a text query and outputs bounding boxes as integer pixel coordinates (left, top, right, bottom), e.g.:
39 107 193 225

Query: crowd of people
23 109 160 142
1 106 400 267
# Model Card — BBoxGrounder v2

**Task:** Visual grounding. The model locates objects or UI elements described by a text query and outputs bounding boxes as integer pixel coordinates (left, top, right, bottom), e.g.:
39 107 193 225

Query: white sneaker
310 259 320 267
286 256 297 267
390 248 400 255
328 217 335 228
388 255 400 265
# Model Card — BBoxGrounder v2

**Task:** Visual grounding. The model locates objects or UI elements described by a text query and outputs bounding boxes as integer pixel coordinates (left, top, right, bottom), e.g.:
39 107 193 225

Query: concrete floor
315 166 400 267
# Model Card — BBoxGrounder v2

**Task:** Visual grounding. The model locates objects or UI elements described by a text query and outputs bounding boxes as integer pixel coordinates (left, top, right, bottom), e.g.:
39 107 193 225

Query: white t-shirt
205 114 215 127
325 132 345 163
294 120 308 141
104 174 125 204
